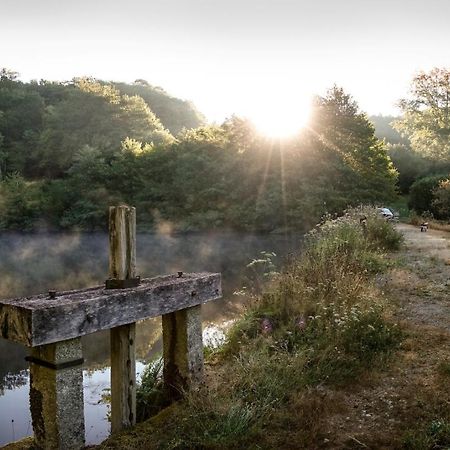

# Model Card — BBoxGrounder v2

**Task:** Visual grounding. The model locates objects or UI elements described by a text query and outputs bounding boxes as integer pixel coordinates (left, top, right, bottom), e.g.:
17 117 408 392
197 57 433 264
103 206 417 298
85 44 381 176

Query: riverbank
93 209 416 449
95 218 450 449
3 217 449 449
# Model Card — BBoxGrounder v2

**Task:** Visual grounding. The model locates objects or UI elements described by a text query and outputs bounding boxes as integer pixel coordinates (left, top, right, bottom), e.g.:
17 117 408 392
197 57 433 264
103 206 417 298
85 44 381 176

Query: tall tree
394 68 450 161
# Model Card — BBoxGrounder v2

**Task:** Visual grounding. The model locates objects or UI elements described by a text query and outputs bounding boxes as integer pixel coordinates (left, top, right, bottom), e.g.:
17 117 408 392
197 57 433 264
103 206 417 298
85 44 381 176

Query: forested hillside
0 71 397 232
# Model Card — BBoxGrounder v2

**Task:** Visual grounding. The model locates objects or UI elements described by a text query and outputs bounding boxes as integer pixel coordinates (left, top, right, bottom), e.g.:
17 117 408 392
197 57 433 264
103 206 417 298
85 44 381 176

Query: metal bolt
48 290 57 299
191 290 197 297
177 271 183 278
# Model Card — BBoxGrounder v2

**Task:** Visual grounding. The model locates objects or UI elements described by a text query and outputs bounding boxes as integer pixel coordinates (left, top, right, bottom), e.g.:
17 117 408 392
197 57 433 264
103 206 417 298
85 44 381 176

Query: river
0 231 302 446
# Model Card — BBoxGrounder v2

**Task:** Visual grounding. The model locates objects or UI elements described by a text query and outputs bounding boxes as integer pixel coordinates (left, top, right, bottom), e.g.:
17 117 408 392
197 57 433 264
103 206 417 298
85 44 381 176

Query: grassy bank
98 208 404 449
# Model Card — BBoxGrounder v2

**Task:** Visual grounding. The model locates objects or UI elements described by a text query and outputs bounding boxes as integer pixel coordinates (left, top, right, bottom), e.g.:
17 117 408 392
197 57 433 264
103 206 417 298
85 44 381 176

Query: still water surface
0 231 302 446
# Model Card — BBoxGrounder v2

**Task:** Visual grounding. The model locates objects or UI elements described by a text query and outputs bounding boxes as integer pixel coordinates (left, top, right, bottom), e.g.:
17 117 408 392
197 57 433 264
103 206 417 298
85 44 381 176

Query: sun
250 99 311 138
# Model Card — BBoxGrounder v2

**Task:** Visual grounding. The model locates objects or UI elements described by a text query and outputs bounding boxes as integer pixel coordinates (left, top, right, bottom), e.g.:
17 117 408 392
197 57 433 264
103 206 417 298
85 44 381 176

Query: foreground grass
98 208 404 449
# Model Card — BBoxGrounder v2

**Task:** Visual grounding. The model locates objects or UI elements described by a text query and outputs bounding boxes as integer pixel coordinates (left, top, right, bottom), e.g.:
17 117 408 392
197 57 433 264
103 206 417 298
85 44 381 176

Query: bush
432 178 450 220
408 174 448 218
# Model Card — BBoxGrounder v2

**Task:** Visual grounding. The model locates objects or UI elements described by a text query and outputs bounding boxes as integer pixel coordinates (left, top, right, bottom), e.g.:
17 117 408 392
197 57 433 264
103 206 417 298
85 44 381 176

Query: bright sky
1 0 450 125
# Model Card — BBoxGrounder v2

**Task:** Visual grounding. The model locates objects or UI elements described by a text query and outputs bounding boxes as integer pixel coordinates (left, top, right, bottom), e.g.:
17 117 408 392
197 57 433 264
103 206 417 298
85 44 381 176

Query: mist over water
0 231 302 445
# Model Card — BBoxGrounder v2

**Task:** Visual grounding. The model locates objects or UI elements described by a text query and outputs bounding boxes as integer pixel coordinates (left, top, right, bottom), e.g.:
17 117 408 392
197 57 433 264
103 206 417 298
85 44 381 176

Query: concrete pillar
28 338 85 450
162 305 203 399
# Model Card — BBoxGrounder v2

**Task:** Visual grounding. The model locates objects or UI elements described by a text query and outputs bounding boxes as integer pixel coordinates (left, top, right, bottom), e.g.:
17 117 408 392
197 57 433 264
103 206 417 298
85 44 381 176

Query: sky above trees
2 0 450 122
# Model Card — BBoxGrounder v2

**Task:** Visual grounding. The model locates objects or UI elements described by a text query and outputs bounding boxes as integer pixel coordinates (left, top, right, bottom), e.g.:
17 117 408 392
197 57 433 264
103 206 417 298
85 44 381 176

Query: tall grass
101 207 404 449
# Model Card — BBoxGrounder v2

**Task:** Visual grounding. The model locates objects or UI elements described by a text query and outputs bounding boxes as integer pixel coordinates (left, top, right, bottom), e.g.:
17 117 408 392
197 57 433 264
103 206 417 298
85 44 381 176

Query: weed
136 356 166 422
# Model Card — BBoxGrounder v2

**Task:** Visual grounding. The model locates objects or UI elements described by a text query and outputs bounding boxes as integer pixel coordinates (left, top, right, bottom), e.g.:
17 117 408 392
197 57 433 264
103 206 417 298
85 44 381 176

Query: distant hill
369 114 408 145
114 81 205 135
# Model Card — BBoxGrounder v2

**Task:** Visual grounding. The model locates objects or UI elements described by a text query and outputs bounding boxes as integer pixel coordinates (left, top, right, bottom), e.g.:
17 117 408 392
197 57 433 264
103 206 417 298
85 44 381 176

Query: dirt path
323 223 450 449
390 223 450 331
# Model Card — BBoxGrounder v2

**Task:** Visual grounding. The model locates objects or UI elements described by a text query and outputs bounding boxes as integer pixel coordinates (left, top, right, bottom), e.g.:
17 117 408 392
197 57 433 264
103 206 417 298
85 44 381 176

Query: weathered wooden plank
108 206 136 280
109 205 137 433
0 273 221 346
111 323 136 432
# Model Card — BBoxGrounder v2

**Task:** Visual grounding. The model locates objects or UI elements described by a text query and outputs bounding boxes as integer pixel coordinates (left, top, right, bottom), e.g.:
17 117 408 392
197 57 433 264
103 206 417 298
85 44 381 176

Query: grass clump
404 419 450 450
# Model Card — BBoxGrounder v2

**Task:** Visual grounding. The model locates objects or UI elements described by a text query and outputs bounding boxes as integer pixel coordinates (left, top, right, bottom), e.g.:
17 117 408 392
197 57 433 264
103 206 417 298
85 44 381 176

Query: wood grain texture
109 206 136 280
111 324 136 433
109 205 137 434
0 273 221 346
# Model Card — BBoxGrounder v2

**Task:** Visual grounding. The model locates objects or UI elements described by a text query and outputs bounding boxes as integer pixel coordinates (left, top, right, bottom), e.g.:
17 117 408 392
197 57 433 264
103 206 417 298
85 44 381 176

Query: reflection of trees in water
0 370 28 395
82 318 163 370
0 339 27 390
0 232 302 377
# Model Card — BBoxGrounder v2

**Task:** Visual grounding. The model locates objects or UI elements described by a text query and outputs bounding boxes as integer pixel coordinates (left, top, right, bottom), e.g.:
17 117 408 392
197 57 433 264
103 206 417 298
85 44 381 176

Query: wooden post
29 338 85 449
109 205 137 433
162 304 204 399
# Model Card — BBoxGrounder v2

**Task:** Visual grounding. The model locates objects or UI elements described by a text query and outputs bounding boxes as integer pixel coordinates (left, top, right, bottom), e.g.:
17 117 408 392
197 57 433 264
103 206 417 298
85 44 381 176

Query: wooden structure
0 206 222 449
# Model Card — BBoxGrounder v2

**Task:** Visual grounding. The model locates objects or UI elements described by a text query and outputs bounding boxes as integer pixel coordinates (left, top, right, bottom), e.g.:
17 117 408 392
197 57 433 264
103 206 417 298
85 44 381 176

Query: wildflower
260 318 273 335
295 315 307 331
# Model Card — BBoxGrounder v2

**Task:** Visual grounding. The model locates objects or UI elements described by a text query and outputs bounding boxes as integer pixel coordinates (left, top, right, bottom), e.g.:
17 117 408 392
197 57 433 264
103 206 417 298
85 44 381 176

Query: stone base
29 338 85 450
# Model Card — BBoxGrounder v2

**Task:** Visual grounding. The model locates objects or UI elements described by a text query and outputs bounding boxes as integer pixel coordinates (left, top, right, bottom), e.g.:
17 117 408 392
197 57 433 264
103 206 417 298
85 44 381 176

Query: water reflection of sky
0 363 147 446
0 232 302 446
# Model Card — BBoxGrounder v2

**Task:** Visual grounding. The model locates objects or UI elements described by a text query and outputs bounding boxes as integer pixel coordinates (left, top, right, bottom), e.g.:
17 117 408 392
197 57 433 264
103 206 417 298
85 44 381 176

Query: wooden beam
0 272 221 347
111 323 136 432
108 205 136 281
109 205 137 432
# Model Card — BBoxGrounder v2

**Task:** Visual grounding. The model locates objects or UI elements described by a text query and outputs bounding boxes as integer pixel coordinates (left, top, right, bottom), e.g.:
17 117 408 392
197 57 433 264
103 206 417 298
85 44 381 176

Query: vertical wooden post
29 338 85 449
162 305 204 399
109 205 137 433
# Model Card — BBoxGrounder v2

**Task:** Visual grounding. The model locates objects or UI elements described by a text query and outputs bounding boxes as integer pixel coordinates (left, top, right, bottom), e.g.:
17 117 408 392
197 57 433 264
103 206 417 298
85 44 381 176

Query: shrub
408 174 448 218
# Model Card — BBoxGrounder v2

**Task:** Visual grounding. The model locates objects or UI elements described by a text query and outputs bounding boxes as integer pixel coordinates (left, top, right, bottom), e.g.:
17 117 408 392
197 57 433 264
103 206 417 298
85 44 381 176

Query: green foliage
408 174 449 218
0 173 41 230
0 74 398 231
136 357 165 422
365 213 404 250
395 68 450 162
432 178 450 219
386 143 440 194
115 81 205 135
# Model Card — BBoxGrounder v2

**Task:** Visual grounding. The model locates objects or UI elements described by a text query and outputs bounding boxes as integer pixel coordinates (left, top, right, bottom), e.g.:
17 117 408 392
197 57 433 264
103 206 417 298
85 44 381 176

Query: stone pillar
162 305 203 399
28 338 85 450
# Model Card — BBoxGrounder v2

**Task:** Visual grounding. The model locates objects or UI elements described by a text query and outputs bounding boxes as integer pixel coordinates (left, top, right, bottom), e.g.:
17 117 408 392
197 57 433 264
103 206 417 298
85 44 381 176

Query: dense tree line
0 71 397 231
